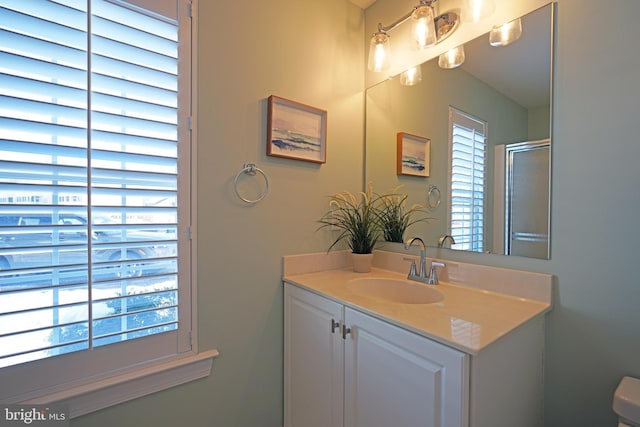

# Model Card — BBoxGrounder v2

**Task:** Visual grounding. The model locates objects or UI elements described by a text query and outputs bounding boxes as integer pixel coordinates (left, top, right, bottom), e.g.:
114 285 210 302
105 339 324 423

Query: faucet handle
427 262 446 285
403 257 418 278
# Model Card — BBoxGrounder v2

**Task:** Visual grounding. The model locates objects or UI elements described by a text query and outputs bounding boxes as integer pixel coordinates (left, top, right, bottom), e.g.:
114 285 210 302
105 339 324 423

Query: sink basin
346 277 444 304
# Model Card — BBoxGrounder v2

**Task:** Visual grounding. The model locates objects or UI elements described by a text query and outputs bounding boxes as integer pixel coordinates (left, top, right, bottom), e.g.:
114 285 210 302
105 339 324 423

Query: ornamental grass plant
318 184 381 254
319 184 431 253
376 187 431 243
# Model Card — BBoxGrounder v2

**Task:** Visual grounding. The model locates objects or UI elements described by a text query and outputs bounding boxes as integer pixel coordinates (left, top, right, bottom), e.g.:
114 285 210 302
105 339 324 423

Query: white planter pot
351 253 374 273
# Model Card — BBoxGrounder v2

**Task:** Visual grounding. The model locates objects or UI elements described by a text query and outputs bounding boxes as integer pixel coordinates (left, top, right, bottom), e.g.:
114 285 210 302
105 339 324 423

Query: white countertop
283 251 552 354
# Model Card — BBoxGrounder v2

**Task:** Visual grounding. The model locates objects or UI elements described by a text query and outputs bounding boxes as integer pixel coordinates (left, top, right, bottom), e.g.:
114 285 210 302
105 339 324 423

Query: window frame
0 0 216 417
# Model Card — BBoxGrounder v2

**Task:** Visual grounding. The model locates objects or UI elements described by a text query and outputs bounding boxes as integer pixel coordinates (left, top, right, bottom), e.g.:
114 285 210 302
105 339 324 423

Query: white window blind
448 107 487 252
0 0 193 398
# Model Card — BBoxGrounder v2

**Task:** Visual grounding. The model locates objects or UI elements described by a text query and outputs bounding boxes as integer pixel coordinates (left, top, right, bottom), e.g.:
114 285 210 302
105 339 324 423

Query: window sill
23 349 219 419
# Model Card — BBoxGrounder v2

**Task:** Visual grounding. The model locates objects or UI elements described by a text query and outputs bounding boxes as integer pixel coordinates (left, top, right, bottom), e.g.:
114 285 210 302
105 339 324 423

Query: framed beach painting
397 132 430 177
267 95 327 163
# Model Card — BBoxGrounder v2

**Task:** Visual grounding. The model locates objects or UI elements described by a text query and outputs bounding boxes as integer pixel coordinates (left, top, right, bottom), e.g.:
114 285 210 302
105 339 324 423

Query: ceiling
459 5 551 108
349 0 376 9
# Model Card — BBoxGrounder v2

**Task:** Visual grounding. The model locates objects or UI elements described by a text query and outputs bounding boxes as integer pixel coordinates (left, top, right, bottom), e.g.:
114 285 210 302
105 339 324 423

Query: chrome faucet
437 234 456 248
404 237 427 281
404 236 446 285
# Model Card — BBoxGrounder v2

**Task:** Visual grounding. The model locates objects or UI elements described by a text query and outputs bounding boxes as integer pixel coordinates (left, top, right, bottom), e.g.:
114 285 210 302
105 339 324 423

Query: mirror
365 4 553 259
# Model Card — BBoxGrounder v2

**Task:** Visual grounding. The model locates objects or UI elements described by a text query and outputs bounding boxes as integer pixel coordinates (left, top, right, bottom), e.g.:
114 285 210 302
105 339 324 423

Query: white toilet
614 376 640 427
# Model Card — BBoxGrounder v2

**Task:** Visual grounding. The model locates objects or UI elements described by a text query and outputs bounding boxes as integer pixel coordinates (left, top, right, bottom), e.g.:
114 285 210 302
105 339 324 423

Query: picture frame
267 95 327 163
397 132 430 177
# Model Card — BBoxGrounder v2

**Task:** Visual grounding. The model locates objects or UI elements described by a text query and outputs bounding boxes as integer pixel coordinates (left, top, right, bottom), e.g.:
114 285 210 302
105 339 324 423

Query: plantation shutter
448 107 486 252
0 0 187 369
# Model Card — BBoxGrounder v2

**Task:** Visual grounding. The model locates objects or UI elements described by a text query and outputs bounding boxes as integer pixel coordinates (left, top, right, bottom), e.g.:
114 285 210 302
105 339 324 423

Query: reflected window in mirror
448 107 487 252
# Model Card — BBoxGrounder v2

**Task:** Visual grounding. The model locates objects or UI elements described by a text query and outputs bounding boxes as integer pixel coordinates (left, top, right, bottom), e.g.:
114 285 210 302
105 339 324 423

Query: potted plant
376 187 430 244
318 184 381 272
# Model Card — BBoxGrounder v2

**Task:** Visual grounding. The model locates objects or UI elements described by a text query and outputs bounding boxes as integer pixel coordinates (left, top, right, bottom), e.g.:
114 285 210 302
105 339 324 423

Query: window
0 0 201 409
448 107 487 252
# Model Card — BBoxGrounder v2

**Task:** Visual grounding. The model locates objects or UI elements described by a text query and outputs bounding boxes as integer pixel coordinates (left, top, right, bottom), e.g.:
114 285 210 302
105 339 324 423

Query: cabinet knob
342 324 351 340
331 319 340 333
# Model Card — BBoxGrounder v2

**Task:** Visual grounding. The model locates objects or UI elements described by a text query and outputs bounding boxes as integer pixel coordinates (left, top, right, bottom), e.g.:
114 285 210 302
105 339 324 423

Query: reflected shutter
448 108 486 252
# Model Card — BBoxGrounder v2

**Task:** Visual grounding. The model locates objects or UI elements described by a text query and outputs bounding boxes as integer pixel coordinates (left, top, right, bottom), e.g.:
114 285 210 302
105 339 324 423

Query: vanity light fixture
400 65 423 86
368 30 391 72
438 45 465 69
412 2 437 49
464 0 495 23
367 1 460 72
489 17 522 47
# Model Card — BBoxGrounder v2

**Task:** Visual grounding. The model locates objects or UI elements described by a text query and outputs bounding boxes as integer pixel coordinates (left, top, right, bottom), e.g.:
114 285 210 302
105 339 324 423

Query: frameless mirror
365 4 553 259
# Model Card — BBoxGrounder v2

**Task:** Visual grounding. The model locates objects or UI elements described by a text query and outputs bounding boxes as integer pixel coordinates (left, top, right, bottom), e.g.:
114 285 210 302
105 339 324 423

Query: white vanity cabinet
284 283 468 427
343 308 468 427
284 282 344 427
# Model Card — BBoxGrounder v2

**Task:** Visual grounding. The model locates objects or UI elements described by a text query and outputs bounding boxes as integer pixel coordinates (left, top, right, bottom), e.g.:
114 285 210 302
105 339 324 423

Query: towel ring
427 184 441 209
234 163 269 204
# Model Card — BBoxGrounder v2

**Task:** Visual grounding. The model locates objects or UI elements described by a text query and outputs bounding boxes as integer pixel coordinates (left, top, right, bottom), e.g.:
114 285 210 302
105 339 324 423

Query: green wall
529 104 551 141
72 0 364 425
71 0 640 426
545 0 640 424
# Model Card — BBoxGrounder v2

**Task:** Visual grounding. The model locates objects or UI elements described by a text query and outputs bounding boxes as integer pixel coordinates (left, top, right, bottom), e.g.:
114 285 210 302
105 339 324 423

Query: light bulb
412 5 436 49
489 18 522 47
368 32 391 72
465 0 495 23
438 45 465 69
400 66 422 86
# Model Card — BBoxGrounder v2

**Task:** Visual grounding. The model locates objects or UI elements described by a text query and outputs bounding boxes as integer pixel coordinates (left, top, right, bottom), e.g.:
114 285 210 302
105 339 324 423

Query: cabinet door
284 284 344 427
344 308 468 427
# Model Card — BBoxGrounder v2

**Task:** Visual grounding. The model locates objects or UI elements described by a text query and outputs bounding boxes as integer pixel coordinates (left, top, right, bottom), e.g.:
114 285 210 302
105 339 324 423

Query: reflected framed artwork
397 132 430 177
267 95 327 163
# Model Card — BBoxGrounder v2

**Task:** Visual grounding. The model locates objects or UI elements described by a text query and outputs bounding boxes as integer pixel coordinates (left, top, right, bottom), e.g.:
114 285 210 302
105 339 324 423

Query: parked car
0 212 177 288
